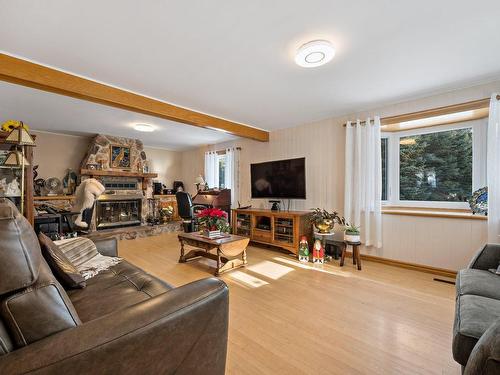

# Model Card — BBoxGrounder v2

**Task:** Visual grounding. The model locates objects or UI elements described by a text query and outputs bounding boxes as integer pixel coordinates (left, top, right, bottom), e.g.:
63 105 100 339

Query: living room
0 2 499 374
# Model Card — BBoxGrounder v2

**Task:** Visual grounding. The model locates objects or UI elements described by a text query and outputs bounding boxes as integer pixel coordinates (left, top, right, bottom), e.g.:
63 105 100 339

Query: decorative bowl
314 219 333 234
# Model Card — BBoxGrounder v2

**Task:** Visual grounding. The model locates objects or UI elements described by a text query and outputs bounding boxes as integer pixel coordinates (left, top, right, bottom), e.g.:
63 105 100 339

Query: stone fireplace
80 134 154 231
94 176 143 230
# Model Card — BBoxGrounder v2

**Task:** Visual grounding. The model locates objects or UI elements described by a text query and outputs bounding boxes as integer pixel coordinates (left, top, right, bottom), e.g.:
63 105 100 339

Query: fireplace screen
96 198 142 230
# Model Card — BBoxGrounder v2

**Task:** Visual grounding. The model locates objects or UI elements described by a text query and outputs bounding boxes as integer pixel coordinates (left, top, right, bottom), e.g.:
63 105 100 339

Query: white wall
380 215 486 271
32 131 91 180
181 80 500 271
144 146 182 188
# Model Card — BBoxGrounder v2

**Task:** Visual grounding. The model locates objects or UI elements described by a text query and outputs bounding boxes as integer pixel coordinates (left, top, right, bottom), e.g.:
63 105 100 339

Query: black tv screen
251 157 306 199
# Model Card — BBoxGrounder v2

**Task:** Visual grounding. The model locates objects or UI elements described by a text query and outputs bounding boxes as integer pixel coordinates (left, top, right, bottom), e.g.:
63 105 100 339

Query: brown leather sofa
0 198 229 374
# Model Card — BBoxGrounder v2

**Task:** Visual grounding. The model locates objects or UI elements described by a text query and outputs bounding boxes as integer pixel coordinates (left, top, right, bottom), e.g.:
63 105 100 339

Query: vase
314 219 333 234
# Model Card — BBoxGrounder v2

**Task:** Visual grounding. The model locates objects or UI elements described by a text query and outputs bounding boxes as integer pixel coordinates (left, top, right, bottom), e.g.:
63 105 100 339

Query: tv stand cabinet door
272 215 296 253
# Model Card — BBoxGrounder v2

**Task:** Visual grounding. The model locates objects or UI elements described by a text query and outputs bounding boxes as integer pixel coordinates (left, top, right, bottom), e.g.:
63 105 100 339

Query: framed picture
110 145 131 169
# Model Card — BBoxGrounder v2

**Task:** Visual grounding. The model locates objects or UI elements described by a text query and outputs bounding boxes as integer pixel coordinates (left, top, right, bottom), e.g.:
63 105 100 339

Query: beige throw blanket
55 237 122 280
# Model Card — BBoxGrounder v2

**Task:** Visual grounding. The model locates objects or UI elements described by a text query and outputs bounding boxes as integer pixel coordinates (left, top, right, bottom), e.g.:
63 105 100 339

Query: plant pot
344 233 360 242
314 219 333 234
203 229 221 239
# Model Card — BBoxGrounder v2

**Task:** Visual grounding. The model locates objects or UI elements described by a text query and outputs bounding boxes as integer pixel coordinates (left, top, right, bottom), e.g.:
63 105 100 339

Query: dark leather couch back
0 198 81 351
0 199 41 295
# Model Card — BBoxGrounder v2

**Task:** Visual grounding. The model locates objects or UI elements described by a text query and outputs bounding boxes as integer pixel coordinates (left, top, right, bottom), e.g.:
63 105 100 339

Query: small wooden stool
340 241 362 270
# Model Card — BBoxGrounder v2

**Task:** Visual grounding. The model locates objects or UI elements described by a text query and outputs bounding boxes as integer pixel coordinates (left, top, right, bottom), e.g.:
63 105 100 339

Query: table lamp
194 175 206 191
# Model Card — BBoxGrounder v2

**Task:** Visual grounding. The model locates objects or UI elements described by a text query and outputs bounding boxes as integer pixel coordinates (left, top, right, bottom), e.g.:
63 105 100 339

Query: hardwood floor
119 232 460 375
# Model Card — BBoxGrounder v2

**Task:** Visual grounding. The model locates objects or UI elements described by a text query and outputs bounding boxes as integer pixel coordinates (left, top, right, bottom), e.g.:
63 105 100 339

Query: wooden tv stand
232 208 312 255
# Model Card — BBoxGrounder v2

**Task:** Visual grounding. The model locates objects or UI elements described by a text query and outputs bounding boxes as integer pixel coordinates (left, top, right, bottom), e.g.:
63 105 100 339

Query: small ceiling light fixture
295 40 335 68
133 123 155 132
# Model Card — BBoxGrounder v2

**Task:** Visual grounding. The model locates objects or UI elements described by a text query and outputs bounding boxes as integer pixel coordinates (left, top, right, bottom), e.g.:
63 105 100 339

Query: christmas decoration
312 239 325 264
298 236 310 262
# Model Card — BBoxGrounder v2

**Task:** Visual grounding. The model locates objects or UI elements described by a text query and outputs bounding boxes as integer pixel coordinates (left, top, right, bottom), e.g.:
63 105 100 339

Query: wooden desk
178 232 249 276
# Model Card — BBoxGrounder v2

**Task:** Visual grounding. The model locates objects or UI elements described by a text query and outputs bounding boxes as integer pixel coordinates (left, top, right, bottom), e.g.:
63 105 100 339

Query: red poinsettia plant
197 208 230 233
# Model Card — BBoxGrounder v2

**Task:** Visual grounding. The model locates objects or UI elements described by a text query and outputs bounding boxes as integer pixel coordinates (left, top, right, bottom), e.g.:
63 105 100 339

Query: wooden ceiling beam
0 53 269 142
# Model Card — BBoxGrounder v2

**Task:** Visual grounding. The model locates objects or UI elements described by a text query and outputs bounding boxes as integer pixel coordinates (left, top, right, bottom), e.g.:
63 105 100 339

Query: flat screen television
250 157 306 199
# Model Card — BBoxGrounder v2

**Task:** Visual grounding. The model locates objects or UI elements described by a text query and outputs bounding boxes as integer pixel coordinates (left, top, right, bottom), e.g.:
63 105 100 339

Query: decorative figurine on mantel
312 239 325 264
63 169 78 195
5 177 21 197
298 236 310 263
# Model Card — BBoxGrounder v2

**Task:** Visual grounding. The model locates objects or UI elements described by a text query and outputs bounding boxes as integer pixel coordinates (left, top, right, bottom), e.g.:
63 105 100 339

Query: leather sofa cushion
0 319 13 356
38 233 86 289
453 294 500 366
67 260 173 322
0 259 81 348
0 198 41 295
457 269 500 300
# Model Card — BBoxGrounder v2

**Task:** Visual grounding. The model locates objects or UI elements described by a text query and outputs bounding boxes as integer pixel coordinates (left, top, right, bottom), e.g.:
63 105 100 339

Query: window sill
382 207 486 220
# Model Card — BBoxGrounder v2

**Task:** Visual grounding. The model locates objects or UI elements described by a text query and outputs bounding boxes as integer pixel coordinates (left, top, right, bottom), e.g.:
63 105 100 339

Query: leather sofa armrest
464 318 500 375
468 244 500 271
0 277 228 375
93 237 118 257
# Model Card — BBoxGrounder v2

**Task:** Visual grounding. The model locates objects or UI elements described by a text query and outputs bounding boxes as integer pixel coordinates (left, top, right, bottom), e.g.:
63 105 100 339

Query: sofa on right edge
453 244 500 374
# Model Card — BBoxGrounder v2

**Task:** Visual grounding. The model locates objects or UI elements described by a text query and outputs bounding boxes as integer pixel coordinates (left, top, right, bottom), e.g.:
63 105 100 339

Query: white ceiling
0 82 237 150
1 0 500 138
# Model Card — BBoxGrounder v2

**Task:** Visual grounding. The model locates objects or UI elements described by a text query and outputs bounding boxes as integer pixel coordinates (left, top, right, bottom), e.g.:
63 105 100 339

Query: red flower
198 208 227 219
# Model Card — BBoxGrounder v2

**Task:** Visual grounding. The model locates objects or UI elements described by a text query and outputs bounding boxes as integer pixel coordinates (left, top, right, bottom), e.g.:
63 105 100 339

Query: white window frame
382 121 487 209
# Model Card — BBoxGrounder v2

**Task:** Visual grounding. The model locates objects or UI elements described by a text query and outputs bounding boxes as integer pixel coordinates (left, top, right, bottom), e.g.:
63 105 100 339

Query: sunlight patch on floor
246 260 295 280
228 271 269 288
272 257 352 278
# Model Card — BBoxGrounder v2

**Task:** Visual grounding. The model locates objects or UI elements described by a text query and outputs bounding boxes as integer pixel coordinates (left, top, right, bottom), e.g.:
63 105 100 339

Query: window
382 121 486 208
217 154 226 188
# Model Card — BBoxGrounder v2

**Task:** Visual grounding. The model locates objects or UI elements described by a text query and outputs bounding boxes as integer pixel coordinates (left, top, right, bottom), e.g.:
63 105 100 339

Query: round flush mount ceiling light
133 124 155 132
295 40 335 68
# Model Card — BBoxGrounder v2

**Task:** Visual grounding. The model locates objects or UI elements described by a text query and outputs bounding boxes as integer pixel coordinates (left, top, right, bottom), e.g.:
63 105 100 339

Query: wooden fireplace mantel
80 169 158 179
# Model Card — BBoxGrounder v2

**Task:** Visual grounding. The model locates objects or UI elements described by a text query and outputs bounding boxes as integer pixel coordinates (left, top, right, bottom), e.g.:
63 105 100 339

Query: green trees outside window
399 128 472 202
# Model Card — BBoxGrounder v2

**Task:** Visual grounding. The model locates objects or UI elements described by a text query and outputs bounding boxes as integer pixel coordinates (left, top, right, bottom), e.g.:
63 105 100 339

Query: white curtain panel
344 117 382 248
224 147 240 208
488 93 500 243
204 151 218 189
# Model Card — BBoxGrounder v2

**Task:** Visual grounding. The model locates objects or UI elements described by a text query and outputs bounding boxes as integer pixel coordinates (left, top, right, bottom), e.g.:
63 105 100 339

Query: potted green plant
309 208 346 234
344 223 360 242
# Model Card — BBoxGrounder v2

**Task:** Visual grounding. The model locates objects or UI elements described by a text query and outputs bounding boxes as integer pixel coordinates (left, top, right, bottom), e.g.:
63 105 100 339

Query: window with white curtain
382 121 487 208
217 153 226 188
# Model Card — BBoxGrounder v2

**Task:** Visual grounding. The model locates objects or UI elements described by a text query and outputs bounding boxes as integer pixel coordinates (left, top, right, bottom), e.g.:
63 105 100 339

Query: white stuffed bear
73 178 105 228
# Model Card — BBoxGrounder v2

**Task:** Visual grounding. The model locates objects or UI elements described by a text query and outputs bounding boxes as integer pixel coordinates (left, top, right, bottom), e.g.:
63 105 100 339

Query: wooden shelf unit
33 195 75 201
232 208 312 255
0 132 35 225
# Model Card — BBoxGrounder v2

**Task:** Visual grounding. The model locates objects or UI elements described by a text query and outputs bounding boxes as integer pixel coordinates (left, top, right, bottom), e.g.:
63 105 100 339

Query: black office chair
175 191 205 232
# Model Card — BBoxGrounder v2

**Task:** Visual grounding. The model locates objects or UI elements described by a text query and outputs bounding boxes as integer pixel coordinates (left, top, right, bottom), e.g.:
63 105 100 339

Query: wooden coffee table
178 232 249 276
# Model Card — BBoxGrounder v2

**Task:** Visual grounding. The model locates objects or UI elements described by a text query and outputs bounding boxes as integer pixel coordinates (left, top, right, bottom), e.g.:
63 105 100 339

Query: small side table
340 241 362 270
